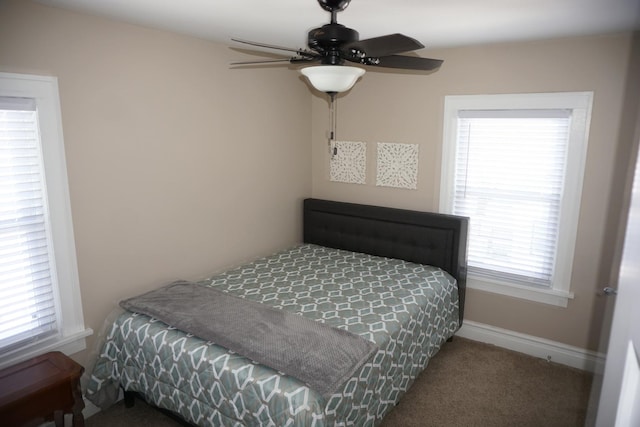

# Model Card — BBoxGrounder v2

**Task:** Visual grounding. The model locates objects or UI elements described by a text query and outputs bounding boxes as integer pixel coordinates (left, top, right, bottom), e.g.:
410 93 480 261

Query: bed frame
303 198 469 325
123 198 469 424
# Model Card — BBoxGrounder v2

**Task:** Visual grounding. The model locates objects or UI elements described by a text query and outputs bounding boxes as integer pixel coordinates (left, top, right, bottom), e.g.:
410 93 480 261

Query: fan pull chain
329 92 338 158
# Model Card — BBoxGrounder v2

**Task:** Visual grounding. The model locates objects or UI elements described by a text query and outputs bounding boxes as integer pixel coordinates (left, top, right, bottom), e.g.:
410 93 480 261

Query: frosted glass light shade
300 65 365 93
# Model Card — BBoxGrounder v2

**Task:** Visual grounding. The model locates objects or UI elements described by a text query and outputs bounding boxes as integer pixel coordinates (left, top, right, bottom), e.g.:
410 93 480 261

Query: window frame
0 72 91 369
440 92 593 307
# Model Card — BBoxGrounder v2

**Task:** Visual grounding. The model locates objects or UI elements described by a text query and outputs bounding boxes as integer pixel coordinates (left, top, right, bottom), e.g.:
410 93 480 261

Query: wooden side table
0 351 85 427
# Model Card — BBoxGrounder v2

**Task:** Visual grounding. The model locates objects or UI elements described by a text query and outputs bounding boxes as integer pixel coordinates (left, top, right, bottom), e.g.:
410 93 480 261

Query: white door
595 148 640 426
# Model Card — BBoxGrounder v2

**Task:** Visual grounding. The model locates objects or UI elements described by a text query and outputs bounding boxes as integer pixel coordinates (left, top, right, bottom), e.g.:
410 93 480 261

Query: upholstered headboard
303 198 469 326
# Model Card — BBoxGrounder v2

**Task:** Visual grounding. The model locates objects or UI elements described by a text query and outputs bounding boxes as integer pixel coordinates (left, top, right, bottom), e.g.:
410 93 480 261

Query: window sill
468 276 574 307
0 328 94 370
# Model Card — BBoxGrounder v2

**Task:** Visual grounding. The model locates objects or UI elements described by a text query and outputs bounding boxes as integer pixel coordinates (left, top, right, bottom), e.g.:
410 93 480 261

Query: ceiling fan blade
231 59 296 65
231 57 320 66
232 38 299 53
369 55 443 71
342 34 424 58
231 38 317 58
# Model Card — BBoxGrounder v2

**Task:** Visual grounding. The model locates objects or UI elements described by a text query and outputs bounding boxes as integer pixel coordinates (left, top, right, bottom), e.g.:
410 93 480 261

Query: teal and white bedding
86 244 460 426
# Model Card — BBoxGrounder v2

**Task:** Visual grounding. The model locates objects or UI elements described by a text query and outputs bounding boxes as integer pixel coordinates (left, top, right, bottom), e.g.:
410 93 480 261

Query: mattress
86 244 460 426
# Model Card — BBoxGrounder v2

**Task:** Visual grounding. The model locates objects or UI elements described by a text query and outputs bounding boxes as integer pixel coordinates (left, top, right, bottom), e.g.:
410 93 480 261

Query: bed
86 198 468 426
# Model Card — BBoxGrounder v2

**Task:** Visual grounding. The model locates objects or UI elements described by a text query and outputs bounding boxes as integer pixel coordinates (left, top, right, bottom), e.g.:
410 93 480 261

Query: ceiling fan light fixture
300 65 365 93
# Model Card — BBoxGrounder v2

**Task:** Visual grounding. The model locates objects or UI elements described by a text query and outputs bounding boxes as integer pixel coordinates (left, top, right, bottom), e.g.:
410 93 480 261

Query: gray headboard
303 198 469 326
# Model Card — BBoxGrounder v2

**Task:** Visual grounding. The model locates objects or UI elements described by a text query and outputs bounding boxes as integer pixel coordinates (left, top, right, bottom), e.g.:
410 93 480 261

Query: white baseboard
456 320 606 373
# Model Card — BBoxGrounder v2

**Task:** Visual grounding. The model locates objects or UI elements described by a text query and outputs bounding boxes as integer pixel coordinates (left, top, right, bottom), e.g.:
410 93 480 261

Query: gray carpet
86 338 592 426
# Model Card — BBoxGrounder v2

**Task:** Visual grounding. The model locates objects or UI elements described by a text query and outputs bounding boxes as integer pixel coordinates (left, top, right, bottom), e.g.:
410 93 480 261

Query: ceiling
37 0 640 53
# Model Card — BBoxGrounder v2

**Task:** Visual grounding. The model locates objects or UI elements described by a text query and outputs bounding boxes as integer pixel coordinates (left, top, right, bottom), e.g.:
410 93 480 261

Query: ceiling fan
231 0 443 94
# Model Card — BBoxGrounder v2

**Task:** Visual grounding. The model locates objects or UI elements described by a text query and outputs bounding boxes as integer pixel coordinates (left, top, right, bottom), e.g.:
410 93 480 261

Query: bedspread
86 244 460 426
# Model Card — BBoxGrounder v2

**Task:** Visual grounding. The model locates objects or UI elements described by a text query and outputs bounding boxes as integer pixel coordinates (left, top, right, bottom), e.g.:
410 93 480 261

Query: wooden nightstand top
0 351 85 426
0 351 82 405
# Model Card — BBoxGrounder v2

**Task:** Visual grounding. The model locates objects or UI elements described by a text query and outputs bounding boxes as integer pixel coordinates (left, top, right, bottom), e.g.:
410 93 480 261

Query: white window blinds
0 96 58 352
453 109 571 287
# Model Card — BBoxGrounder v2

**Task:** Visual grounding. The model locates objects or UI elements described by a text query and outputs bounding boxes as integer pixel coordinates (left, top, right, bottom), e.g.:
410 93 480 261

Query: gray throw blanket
119 281 378 398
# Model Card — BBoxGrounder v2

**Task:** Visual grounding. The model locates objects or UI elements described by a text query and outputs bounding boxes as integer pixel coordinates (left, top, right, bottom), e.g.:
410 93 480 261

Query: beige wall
0 0 312 366
1 0 635 364
311 33 636 351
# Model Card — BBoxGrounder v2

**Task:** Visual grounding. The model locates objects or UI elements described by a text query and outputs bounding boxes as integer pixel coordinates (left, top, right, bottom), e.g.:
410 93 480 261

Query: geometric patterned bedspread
86 244 459 426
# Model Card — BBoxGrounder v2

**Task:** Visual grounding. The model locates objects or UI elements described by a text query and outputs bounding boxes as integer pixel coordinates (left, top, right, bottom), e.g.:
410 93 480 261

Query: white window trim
0 72 92 369
440 92 593 307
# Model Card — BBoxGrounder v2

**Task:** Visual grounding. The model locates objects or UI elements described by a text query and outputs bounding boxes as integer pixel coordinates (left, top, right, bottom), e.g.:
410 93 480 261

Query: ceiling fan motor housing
317 0 351 12
308 24 359 65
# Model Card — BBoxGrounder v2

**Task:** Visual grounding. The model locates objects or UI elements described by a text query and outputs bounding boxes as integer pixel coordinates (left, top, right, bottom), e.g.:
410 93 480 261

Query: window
0 72 91 369
440 92 593 307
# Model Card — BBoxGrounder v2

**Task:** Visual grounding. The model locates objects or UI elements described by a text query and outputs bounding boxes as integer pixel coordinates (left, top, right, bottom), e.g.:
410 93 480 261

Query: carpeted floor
86 338 592 427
